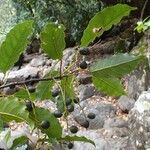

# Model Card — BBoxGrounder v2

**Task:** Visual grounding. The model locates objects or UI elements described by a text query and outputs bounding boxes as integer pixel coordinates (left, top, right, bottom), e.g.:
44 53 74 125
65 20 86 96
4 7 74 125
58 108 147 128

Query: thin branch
140 0 148 20
0 75 68 90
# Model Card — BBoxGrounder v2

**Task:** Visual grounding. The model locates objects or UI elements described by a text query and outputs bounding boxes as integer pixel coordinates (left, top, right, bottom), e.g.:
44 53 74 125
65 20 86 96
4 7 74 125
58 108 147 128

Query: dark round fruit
70 125 78 134
65 98 72 106
53 110 63 118
87 113 96 119
80 120 89 128
51 89 60 97
67 105 74 112
79 47 90 55
73 97 79 104
79 61 88 69
41 120 50 129
26 101 33 112
68 142 74 149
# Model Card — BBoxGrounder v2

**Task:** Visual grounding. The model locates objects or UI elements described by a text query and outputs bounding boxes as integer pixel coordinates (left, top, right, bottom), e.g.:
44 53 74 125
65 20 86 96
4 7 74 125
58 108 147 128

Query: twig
0 75 68 89
140 0 148 20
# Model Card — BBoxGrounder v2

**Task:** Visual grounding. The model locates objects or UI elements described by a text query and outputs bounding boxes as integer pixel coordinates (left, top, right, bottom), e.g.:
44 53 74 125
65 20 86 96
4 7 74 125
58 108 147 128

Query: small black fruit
65 98 72 106
80 120 89 128
79 47 90 55
87 113 96 119
51 89 60 97
26 101 33 112
68 142 74 149
73 97 79 104
70 125 78 133
53 110 63 118
79 61 87 69
41 120 50 129
67 105 74 112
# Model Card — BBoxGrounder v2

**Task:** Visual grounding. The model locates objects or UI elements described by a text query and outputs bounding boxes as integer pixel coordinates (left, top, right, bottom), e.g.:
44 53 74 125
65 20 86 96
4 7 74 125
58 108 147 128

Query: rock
2 87 17 95
0 127 31 149
104 127 129 138
73 101 116 129
117 96 135 113
73 130 128 150
62 48 75 67
0 73 4 84
128 91 150 149
6 65 39 82
77 74 92 85
104 117 127 128
30 55 46 67
78 84 95 101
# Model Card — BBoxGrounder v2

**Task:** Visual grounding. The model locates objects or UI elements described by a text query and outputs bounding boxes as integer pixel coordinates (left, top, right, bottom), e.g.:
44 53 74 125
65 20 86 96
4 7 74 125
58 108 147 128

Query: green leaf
56 95 65 113
0 97 30 123
40 22 65 60
59 135 95 146
90 53 143 78
81 4 136 47
35 70 59 100
10 136 28 150
30 107 62 139
14 88 30 100
92 76 125 96
36 80 54 100
61 76 75 99
0 20 34 73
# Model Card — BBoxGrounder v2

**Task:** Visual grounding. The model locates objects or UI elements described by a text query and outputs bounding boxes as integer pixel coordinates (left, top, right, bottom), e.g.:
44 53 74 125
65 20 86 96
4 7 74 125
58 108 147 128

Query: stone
104 117 127 128
73 101 116 129
0 127 32 149
30 55 46 67
104 127 129 138
128 91 150 149
72 130 128 150
117 96 135 113
0 73 4 84
77 74 92 85
6 65 39 82
78 84 95 101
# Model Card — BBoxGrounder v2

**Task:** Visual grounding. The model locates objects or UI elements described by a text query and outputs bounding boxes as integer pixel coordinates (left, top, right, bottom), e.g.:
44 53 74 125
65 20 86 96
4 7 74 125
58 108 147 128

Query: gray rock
78 84 95 101
3 87 17 95
6 65 39 82
117 96 135 112
104 117 127 128
30 55 46 67
128 91 150 149
77 74 92 85
73 101 116 129
73 130 128 150
0 73 4 84
104 127 129 138
63 48 75 67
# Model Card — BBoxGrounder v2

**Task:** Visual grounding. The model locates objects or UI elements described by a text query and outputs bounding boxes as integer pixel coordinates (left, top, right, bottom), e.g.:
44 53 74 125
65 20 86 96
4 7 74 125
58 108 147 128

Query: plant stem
0 75 67 89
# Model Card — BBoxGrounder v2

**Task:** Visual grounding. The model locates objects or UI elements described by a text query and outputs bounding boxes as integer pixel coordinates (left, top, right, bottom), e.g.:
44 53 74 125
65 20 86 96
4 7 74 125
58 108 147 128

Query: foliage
135 17 150 33
11 0 102 44
81 4 136 47
0 20 33 73
40 22 65 60
0 3 147 149
90 54 143 95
